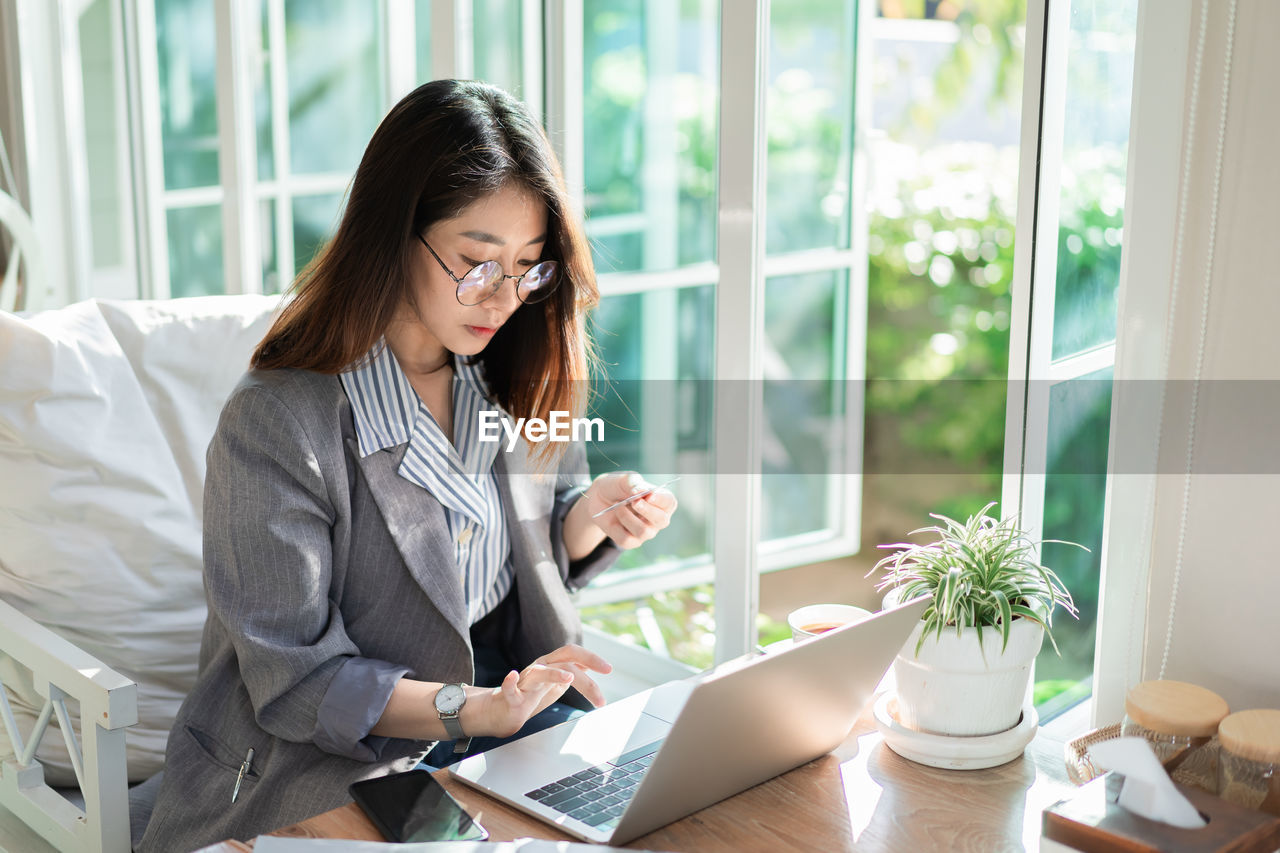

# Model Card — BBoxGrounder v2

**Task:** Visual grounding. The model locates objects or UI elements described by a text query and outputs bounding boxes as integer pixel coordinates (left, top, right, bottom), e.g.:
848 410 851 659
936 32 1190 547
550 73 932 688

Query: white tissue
1089 737 1207 829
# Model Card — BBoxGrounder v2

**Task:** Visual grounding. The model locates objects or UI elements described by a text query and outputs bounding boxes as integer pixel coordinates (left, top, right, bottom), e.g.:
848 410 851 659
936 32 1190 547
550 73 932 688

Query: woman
138 80 676 852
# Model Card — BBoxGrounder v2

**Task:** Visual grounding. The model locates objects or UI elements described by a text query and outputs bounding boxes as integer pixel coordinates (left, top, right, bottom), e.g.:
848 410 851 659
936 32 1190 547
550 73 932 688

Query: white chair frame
0 189 45 314
0 598 137 853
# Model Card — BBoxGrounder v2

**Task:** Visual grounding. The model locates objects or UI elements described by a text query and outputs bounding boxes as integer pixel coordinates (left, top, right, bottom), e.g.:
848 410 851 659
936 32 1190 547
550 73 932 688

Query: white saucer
873 692 1039 770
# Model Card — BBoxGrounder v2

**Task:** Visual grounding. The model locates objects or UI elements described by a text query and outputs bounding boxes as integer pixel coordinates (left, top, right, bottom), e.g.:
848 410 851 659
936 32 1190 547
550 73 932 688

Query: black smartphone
349 768 488 843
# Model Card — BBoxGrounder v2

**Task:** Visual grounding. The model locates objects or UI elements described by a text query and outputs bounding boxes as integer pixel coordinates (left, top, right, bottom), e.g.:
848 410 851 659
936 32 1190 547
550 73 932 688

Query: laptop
449 594 929 845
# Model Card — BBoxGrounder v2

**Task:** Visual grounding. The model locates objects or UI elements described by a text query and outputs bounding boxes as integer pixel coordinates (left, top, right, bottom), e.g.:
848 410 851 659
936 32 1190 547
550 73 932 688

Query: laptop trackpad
450 679 697 795
552 680 692 764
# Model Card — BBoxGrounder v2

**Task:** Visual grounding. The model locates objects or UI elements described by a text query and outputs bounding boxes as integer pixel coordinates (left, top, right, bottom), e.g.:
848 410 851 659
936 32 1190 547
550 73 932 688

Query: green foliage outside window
578 3 1128 689
583 151 1125 673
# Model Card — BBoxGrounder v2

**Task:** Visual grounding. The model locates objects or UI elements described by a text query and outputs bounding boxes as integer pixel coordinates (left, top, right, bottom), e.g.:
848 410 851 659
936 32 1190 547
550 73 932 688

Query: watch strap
443 716 470 753
441 714 468 742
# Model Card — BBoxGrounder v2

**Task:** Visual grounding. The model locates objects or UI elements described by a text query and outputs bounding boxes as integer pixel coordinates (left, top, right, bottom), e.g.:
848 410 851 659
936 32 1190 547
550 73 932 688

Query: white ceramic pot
892 617 1044 737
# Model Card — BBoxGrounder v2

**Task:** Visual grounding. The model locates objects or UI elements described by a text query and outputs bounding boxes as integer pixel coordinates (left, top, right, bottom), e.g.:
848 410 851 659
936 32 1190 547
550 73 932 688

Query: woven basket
1064 723 1220 793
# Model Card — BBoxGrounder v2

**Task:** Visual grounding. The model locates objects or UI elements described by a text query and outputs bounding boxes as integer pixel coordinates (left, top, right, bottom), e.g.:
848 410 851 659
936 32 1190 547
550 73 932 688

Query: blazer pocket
183 725 261 782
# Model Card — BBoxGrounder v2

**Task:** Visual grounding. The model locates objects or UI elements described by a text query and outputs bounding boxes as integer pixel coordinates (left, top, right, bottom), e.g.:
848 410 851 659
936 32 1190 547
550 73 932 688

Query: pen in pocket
232 747 254 804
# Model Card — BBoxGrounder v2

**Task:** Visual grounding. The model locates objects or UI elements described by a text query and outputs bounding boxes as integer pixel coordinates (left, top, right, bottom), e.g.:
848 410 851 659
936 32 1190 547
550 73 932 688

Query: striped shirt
339 343 514 624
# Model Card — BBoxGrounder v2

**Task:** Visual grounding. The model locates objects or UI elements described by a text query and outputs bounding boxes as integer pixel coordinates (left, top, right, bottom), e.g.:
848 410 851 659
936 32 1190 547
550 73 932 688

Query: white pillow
0 295 280 784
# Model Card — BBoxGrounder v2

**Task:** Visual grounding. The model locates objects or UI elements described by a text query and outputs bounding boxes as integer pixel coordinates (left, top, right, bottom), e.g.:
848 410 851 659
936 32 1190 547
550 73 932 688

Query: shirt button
457 525 474 545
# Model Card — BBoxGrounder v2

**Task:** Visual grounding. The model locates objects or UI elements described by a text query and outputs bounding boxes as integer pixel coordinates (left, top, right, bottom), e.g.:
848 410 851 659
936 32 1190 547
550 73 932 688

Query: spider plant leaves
871 503 1083 658
937 566 965 622
991 588 1013 653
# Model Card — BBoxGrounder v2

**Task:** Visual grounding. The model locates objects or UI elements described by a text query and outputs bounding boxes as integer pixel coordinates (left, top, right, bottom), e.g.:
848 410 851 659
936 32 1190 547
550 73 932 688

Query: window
149 1 410 297
50 1 535 304
9 0 1136 703
575 0 866 669
1008 0 1139 714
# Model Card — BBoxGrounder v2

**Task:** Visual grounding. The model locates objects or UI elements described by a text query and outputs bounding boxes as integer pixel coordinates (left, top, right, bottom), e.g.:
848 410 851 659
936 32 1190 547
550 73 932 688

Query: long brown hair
253 80 598 452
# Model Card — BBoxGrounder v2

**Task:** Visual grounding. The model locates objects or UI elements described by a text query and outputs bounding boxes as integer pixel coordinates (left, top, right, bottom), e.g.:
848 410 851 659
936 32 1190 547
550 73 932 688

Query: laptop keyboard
523 738 665 830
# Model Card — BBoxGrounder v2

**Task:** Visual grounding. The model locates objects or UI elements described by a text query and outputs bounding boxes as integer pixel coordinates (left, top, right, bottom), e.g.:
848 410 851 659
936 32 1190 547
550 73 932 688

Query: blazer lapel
495 442 580 656
350 438 469 640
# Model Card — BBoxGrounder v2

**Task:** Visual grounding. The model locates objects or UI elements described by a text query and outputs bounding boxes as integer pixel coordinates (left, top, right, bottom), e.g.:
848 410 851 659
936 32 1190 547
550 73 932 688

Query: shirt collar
340 344 504 525
341 343 501 452
340 343 418 458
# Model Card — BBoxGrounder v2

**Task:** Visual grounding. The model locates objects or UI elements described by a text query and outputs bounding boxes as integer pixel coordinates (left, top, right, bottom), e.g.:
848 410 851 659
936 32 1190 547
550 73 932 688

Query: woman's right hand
468 644 612 738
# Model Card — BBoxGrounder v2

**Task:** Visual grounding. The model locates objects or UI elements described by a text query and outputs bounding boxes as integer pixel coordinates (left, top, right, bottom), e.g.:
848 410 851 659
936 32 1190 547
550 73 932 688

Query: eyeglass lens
457 260 559 305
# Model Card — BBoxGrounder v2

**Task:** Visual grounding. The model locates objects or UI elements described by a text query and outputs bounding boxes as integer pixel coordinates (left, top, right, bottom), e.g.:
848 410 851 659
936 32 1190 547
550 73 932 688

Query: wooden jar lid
1219 709 1280 763
1124 680 1229 737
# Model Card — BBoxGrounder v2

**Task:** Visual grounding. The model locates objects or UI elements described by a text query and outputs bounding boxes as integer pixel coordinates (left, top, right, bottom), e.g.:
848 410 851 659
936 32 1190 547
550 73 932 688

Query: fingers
512 663 573 696
482 650 612 737
564 666 606 707
595 471 675 510
585 471 678 551
534 646 611 708
494 667 522 709
601 492 675 547
592 471 647 507
482 667 570 738
496 665 571 716
538 644 612 674
626 491 676 527
639 486 677 513
530 661 605 709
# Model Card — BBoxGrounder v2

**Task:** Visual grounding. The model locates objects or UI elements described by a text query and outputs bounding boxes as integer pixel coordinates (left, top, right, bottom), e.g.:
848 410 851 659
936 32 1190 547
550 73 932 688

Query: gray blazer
138 368 619 852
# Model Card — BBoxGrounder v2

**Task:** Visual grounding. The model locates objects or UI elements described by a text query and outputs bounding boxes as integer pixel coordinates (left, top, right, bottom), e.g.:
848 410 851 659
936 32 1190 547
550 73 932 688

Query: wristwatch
434 683 471 754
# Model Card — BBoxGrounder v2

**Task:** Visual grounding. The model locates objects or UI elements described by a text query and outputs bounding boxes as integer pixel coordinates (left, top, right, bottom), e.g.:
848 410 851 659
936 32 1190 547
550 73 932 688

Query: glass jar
1120 680 1228 793
1217 709 1280 815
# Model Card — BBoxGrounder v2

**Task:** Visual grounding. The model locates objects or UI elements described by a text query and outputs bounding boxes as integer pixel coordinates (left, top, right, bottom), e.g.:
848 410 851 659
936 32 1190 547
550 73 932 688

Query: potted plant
872 502 1081 738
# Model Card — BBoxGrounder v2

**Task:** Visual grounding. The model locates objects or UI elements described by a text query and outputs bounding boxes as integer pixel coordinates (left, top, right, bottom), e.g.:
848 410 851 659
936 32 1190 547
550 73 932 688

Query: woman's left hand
583 471 678 550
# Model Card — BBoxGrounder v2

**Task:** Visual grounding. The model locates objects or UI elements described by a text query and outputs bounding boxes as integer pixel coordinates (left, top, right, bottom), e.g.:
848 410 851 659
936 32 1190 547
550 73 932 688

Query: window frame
4 0 94 310
1003 0 1123 539
1090 0 1196 726
1007 0 1159 724
565 1 873 645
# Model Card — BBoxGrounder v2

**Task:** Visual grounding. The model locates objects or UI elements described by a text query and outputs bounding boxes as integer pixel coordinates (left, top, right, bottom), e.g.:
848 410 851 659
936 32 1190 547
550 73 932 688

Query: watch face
435 683 466 715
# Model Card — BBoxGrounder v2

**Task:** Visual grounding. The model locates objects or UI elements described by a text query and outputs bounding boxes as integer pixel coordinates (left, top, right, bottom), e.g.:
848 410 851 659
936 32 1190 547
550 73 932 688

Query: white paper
1089 736 1207 829
251 840 499 852
251 838 646 853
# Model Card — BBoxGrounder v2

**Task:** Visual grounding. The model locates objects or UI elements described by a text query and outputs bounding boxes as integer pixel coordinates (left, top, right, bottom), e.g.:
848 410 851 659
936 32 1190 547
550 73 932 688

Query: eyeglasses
417 233 559 306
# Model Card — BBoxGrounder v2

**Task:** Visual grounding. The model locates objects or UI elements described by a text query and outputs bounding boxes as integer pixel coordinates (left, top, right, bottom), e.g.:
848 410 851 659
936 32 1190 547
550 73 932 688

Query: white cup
787 603 873 641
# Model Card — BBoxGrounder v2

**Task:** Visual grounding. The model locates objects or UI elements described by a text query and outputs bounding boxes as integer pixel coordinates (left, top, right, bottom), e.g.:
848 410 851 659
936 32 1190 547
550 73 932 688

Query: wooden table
212 703 1080 852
